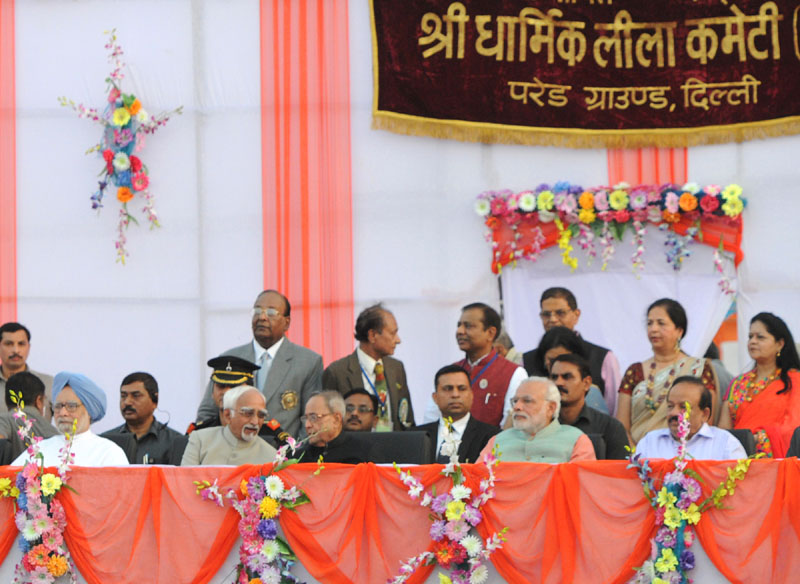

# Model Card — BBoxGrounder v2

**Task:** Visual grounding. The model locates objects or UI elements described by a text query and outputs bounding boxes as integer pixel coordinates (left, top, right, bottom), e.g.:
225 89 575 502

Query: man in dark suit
323 304 414 431
415 364 499 464
195 290 323 439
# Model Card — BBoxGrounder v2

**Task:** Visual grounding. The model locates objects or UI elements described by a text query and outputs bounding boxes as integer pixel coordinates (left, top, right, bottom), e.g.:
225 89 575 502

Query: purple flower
655 526 676 548
679 549 695 571
257 519 278 540
16 473 25 489
247 477 266 499
461 504 482 526
430 520 447 542
431 494 449 515
680 476 702 501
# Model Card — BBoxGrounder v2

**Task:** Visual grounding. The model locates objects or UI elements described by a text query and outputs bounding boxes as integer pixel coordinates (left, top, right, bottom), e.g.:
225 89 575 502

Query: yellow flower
40 474 62 497
578 208 596 224
663 506 682 529
608 189 629 210
722 197 743 217
445 500 465 521
735 459 751 474
656 487 677 508
438 574 453 584
653 579 668 584
0 477 10 495
47 555 69 577
9 487 19 498
578 191 594 210
240 479 249 496
112 107 131 127
654 547 678 572
537 190 554 211
721 184 742 200
681 503 701 525
259 496 281 519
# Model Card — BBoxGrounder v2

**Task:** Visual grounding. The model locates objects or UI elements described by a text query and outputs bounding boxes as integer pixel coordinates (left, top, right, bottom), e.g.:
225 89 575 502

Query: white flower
113 152 130 171
136 109 149 123
518 191 536 212
408 484 423 499
264 475 285 499
261 566 281 584
450 485 472 501
474 199 491 217
421 493 432 507
681 182 700 194
261 539 280 562
460 534 483 557
440 438 459 458
470 564 489 584
612 181 630 190
22 520 39 541
538 209 556 223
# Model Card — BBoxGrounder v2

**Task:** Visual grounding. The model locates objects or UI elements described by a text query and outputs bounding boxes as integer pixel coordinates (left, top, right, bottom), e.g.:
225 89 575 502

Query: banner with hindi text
370 0 800 148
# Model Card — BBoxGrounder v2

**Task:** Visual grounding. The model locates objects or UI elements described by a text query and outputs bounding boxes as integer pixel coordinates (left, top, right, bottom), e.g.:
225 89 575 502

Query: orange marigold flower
47 554 69 577
486 216 499 230
662 210 681 223
116 187 134 203
127 99 142 115
249 579 263 584
679 192 698 212
28 544 50 567
240 479 249 496
578 191 594 210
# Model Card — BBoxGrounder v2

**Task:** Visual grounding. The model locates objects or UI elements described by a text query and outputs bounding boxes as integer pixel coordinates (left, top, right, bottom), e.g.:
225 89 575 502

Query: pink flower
597 211 614 222
647 206 662 223
630 190 648 210
705 184 721 196
665 192 679 213
490 198 508 216
108 87 121 103
632 209 647 222
131 172 149 192
594 191 609 211
42 528 64 551
555 193 577 213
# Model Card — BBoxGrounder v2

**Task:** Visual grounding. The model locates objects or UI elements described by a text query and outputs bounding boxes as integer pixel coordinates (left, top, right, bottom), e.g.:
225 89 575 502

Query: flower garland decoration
627 404 753 584
0 392 78 584
476 182 745 291
58 29 183 264
389 419 507 584
194 437 322 584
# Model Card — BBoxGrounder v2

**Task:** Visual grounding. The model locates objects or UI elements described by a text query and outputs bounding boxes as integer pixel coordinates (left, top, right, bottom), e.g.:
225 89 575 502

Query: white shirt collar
253 336 284 362
356 346 381 373
438 413 470 436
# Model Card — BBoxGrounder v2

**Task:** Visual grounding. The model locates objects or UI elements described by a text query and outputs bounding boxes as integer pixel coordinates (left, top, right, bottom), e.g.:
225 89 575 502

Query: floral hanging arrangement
475 181 744 293
58 29 183 264
389 419 507 584
0 392 78 584
627 404 753 584
195 438 322 584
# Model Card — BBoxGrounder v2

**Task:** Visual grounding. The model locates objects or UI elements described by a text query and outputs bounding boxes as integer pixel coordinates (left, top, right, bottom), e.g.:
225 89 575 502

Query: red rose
130 155 142 173
615 209 630 223
700 194 720 213
102 149 114 162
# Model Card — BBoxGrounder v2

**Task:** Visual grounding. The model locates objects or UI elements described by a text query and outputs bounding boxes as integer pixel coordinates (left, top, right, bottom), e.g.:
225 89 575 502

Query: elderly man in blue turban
12 372 129 467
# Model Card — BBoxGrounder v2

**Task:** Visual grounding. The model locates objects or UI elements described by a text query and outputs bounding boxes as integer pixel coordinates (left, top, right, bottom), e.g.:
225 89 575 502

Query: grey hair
495 329 514 350
521 376 561 420
222 385 264 411
310 390 346 417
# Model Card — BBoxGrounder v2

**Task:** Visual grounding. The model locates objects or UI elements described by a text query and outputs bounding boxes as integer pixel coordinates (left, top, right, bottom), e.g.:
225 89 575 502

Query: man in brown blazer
323 304 415 431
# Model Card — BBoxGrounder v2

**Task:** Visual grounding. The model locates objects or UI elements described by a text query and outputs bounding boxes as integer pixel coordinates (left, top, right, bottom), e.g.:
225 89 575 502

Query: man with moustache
182 385 276 466
636 376 745 460
415 364 499 463
343 389 379 432
478 377 595 463
0 322 54 418
102 372 187 465
0 372 58 460
12 372 129 467
551 354 629 460
195 290 323 439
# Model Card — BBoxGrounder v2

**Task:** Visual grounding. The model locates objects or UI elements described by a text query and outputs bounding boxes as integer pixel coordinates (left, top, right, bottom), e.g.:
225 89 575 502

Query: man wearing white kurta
12 371 129 467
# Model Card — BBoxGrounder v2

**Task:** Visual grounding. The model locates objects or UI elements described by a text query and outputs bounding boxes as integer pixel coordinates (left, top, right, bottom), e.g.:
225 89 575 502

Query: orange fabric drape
260 0 354 365
607 148 688 187
1 461 800 583
0 0 17 323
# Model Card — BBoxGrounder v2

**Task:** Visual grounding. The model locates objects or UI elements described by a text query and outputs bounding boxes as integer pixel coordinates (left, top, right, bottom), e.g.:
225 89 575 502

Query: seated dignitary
551 354 629 460
12 372 129 466
187 355 260 434
415 365 499 463
195 290 323 439
479 377 595 463
182 385 277 466
0 372 58 460
323 304 415 430
343 389 379 432
101 372 187 465
636 376 746 460
297 390 381 464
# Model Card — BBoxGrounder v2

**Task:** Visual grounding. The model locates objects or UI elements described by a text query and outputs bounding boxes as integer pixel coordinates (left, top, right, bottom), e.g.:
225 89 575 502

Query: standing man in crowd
551 354 629 460
195 290 323 439
323 304 414 430
416 364 499 463
102 372 187 465
343 389 379 432
0 372 58 460
187 355 260 434
0 322 54 418
522 288 621 414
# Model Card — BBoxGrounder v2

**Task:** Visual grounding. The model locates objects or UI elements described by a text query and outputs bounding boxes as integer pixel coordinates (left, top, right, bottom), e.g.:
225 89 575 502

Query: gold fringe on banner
372 110 800 150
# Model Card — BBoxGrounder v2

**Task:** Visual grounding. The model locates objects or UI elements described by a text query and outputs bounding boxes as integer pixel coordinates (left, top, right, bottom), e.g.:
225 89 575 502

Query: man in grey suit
322 304 415 431
195 290 323 439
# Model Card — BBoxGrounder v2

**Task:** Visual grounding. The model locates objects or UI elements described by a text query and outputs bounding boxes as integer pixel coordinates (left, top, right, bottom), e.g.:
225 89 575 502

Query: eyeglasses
345 405 374 414
52 401 83 413
251 307 283 319
510 396 536 407
539 309 571 319
236 407 268 420
300 413 332 424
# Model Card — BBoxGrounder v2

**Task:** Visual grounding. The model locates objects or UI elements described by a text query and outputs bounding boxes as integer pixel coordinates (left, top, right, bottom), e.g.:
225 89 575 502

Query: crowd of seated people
1 288 799 467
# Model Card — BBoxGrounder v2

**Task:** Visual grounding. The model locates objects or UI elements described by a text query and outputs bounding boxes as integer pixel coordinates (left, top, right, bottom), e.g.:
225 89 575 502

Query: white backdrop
9 0 800 436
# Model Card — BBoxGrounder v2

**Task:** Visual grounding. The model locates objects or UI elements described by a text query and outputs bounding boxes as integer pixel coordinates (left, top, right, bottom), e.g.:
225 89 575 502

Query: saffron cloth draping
1 460 799 583
0 0 16 323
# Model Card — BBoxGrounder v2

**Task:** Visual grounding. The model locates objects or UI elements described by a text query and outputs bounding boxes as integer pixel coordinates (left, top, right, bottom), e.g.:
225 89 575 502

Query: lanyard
359 362 388 406
463 353 498 388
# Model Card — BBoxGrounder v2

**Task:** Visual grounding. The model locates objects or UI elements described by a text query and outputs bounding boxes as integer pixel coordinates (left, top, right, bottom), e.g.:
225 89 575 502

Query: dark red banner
370 0 800 147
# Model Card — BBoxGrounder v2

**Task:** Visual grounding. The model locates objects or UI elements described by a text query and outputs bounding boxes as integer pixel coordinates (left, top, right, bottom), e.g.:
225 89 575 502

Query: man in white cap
12 371 129 467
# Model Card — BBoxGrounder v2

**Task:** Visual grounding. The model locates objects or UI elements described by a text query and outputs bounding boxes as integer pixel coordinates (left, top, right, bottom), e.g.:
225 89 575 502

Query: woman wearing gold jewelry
718 312 800 458
616 298 718 445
